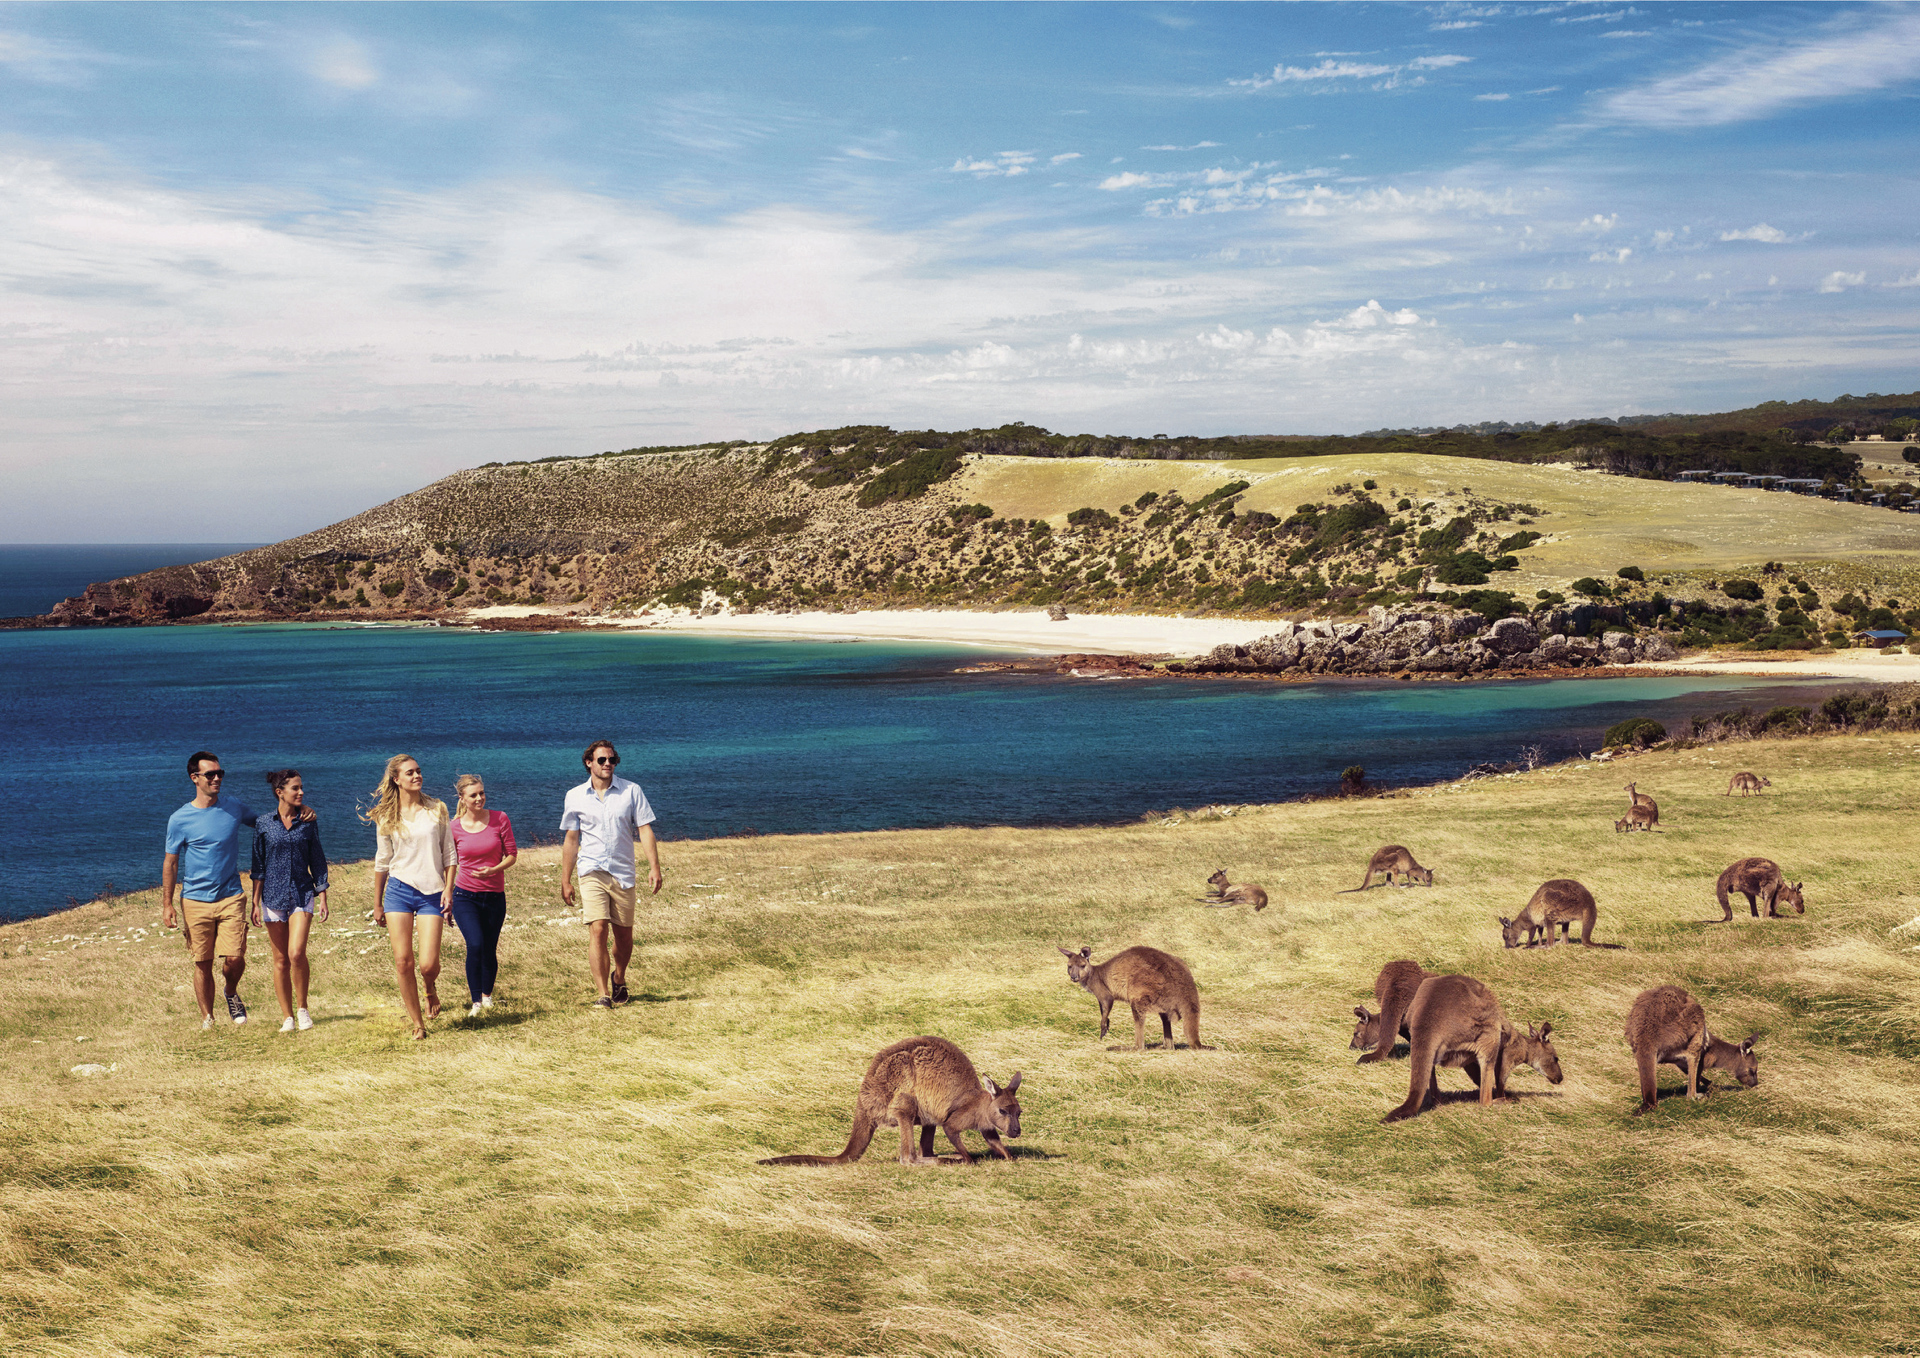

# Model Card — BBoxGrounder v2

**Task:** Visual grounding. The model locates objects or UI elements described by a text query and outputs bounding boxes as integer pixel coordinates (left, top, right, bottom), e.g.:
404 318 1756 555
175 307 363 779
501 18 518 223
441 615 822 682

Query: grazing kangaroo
1726 772 1771 796
1714 857 1804 922
758 1036 1022 1166
1204 869 1269 911
1500 879 1599 948
1625 986 1759 1114
1349 960 1433 1063
1614 804 1657 833
1059 945 1212 1050
1345 845 1434 891
1383 974 1561 1122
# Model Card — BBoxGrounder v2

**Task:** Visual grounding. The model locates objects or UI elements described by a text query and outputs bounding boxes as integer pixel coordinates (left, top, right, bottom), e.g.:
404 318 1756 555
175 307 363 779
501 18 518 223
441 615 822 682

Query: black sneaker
611 979 630 1006
591 996 613 1010
227 993 248 1025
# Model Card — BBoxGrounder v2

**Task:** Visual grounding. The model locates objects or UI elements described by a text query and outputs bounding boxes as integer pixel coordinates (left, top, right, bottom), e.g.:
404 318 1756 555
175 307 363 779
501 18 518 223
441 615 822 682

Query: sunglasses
197 770 225 780
591 756 618 766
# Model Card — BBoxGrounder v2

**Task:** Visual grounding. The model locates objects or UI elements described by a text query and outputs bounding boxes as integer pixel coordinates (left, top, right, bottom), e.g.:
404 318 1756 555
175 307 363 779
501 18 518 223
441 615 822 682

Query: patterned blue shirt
250 812 329 912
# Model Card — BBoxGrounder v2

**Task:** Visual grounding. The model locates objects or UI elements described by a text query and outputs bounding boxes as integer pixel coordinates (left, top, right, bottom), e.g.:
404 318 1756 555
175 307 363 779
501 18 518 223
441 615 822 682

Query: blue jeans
382 879 445 916
450 888 506 1002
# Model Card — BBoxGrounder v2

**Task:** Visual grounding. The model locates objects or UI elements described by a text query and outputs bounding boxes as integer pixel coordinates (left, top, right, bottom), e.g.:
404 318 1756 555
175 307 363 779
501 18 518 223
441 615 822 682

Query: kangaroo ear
1079 946 1092 958
1742 1034 1759 1052
986 1078 1000 1096
1538 1021 1553 1039
1005 1071 1021 1092
1498 916 1510 926
1354 1006 1369 1020
1792 882 1802 891
1057 946 1075 958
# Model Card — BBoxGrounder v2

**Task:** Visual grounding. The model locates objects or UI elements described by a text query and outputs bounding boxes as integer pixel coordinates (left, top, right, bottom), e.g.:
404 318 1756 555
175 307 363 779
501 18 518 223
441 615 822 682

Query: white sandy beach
1626 651 1920 684
463 604 1279 655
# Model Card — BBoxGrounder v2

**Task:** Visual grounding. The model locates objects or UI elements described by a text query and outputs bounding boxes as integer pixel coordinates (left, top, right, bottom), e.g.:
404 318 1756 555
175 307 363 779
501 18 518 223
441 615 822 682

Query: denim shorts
262 894 316 925
383 879 446 917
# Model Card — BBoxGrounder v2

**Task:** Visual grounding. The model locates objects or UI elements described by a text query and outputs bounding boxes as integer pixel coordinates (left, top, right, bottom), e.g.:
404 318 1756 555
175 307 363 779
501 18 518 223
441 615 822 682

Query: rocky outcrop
1189 604 1682 677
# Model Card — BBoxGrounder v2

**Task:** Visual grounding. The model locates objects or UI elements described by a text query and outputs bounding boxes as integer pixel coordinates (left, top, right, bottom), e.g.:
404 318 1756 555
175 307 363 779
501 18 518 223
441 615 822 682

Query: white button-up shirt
560 775 656 889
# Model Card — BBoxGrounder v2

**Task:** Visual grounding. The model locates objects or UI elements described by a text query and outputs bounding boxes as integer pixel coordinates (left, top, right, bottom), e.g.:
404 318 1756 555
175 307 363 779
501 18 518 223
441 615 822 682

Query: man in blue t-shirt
163 750 262 1028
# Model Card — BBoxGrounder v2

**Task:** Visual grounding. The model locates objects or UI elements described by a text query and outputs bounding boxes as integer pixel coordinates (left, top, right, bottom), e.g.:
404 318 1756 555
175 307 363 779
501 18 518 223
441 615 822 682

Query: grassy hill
4 731 1917 1355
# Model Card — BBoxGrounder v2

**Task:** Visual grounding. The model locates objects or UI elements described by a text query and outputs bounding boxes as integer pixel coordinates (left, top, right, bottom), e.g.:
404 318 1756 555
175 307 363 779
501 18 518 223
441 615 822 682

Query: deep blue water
0 544 264 619
0 617 1844 922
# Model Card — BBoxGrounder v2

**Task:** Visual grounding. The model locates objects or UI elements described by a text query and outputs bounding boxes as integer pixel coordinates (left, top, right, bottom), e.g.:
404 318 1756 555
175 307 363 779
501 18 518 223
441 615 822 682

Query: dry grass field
961 452 1920 604
4 732 1918 1357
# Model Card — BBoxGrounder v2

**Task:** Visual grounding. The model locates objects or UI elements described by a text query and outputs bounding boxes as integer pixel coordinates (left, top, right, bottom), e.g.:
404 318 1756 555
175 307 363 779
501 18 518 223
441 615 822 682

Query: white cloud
1408 55 1472 70
308 37 378 90
952 151 1037 178
1601 8 1920 126
1142 141 1224 151
0 28 108 83
1432 21 1483 32
1233 52 1470 91
1556 8 1637 24
1599 31 1652 40
1589 248 1632 264
1099 171 1159 191
1474 92 1511 101
1330 299 1422 328
1819 271 1865 293
1887 271 1920 289
1050 152 1082 165
1719 223 1790 244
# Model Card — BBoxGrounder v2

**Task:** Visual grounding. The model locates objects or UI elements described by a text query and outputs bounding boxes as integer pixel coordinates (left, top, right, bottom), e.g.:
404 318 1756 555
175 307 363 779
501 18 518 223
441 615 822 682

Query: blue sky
2 2 1917 540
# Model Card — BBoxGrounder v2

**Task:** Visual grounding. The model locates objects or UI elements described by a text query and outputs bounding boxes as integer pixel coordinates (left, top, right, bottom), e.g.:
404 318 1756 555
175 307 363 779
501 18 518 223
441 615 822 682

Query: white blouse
373 805 457 896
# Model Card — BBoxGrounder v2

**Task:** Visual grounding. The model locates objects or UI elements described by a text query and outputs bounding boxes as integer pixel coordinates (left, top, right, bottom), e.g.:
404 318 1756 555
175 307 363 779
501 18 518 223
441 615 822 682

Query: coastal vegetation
4 731 1916 1354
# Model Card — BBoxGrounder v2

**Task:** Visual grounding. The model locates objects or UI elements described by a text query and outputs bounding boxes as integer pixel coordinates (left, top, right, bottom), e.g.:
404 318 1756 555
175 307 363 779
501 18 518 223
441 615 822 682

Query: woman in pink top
449 774 517 1018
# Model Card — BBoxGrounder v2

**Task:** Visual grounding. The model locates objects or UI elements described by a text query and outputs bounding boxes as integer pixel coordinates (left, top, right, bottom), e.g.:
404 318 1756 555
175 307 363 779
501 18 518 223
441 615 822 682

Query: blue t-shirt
165 795 258 901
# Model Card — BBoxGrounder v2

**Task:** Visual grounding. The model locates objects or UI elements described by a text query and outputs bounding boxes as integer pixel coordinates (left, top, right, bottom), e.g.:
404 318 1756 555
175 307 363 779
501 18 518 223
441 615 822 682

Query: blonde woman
364 754 456 1040
448 773 517 1017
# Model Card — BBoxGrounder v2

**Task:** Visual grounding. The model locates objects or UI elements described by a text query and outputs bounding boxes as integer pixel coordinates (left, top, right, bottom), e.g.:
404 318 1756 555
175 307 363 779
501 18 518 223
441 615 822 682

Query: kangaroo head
1780 881 1805 914
1349 1006 1381 1050
1499 916 1527 949
1523 1021 1564 1083
1207 868 1231 888
982 1072 1023 1137
1708 1031 1761 1087
1760 776 1772 786
1413 866 1433 885
1058 945 1094 984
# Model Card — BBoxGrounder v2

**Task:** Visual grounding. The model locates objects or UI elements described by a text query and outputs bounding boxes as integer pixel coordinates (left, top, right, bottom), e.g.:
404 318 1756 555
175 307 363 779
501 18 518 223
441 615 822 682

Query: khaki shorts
182 894 248 963
578 870 637 928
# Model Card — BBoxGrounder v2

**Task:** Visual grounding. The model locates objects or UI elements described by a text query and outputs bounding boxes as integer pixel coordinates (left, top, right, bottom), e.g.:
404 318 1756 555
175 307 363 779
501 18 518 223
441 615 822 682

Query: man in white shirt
559 739 663 1008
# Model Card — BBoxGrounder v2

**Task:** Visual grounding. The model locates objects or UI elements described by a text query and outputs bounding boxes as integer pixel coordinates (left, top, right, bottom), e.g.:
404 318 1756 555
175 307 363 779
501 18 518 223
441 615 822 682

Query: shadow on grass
1102 1041 1218 1052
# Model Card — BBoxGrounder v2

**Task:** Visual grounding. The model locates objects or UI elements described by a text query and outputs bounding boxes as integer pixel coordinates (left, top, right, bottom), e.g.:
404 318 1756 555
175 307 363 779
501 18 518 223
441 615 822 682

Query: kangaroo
1725 772 1771 796
1500 879 1599 948
1625 985 1760 1114
1624 782 1655 809
1348 960 1433 1063
1204 869 1269 911
1614 804 1656 833
1714 857 1804 922
1621 785 1660 828
758 1036 1022 1166
1059 945 1211 1050
1383 975 1561 1122
1345 845 1434 891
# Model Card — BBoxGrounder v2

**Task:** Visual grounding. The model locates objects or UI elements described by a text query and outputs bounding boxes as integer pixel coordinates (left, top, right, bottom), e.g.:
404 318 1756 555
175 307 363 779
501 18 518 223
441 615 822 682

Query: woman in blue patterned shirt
248 769 330 1033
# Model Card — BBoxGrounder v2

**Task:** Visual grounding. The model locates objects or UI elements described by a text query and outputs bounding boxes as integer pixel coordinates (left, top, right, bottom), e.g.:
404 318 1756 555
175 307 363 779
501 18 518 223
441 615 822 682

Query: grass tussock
3 733 1919 1355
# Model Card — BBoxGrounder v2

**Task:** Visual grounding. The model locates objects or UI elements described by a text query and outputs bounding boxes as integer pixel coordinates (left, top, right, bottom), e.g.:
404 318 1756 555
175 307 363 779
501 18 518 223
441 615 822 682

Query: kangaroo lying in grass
1625 985 1759 1114
1725 771 1771 796
1614 805 1657 833
1501 879 1601 948
1344 845 1433 891
758 1036 1023 1166
1204 869 1268 911
1714 857 1804 922
1348 960 1432 1063
1382 974 1562 1122
1059 945 1212 1050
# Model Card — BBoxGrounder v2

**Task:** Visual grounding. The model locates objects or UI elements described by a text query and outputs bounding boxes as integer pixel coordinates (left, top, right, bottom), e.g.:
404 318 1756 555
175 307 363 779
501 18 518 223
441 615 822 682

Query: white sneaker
469 1002 483 1018
479 994 494 1008
201 1016 214 1031
296 1008 313 1031
279 1017 296 1034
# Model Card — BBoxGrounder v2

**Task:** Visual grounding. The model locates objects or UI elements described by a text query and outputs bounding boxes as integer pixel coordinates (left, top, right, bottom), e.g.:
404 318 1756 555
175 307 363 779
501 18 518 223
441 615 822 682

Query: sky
2 2 1917 541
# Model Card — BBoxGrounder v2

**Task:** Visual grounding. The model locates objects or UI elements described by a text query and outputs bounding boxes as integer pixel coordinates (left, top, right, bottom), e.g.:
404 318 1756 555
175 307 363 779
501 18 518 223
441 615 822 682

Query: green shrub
1603 717 1667 748
1760 705 1810 732
379 580 404 598
1571 577 1612 599
1433 551 1492 586
1722 578 1763 601
1134 491 1159 508
1066 507 1118 530
949 503 993 521
856 446 964 506
1617 565 1645 582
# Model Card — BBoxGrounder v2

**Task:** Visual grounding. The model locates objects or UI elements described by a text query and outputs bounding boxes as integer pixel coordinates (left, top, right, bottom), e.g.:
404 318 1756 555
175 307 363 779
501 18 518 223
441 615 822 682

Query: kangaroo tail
759 1110 874 1166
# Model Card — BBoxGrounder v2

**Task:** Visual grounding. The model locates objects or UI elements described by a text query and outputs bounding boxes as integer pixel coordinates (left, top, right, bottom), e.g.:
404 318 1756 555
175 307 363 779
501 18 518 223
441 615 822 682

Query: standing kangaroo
1347 845 1434 891
1348 960 1433 1063
1614 804 1656 833
1625 985 1759 1114
1383 974 1561 1122
1059 945 1212 1051
1621 784 1660 828
1500 879 1599 948
1725 772 1771 796
1714 857 1804 921
758 1036 1022 1166
1205 869 1269 911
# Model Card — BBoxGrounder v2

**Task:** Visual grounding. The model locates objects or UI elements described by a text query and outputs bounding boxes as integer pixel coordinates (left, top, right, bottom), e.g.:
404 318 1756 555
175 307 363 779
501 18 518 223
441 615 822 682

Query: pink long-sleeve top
450 810 517 893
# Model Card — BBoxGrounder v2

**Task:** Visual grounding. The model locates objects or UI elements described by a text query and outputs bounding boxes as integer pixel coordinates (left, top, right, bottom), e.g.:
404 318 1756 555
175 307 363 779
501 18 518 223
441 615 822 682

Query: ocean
0 543 265 620
0 578 1847 921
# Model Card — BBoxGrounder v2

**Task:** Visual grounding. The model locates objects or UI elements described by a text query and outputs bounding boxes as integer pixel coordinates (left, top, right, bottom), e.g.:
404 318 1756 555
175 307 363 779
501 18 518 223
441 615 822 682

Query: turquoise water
0 618 1843 921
